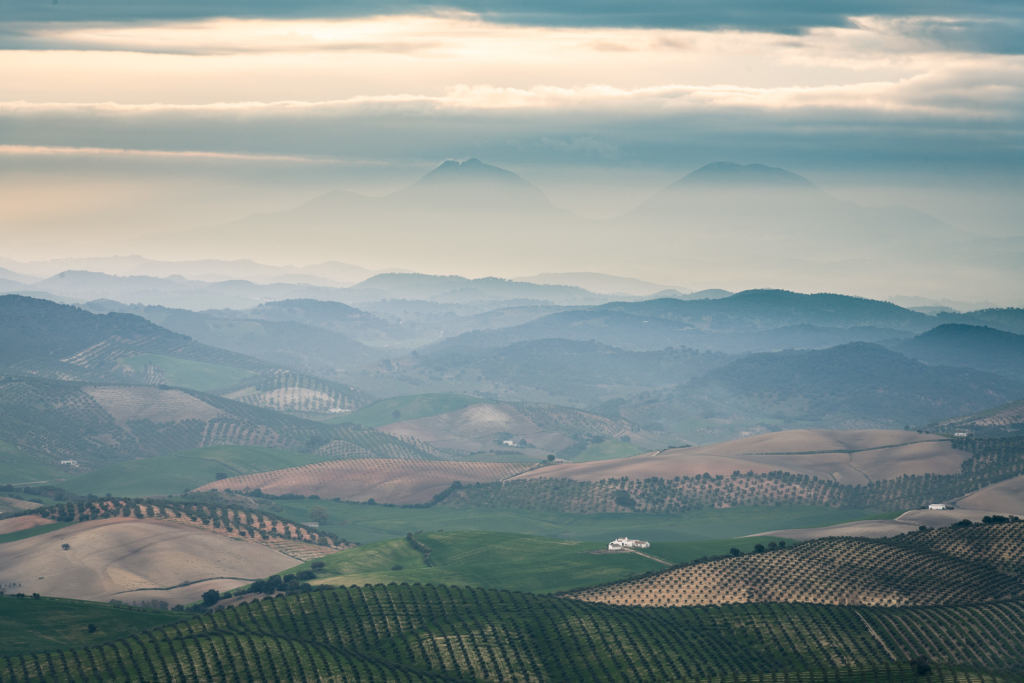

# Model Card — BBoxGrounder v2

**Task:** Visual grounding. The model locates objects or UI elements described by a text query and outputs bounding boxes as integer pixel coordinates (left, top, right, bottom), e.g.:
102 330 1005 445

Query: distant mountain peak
415 158 533 188
679 162 816 188
388 158 555 211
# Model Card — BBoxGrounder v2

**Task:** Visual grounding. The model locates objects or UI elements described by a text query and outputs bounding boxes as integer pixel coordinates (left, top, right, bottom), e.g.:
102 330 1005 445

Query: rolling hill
439 433 1024 515
0 294 265 384
0 375 431 471
3 582 1024 682
937 398 1024 437
894 324 1024 380
570 520 1024 608
624 342 1024 437
193 459 535 504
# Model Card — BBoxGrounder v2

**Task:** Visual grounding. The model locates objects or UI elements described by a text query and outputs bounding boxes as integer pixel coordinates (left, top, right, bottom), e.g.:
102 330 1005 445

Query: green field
0 596 185 655
0 522 75 545
63 445 331 496
117 353 253 392
266 497 899 545
296 530 797 593
329 393 491 428
300 531 666 592
572 439 646 462
0 440 65 485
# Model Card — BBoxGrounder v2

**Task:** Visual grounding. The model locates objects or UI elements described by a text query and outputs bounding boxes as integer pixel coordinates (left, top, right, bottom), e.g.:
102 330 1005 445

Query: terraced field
195 459 535 504
570 521 1024 608
2 584 1023 683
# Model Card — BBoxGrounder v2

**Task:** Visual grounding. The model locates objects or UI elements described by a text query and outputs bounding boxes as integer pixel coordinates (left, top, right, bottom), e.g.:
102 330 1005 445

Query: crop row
442 437 1024 514
572 534 1024 608
3 585 1024 682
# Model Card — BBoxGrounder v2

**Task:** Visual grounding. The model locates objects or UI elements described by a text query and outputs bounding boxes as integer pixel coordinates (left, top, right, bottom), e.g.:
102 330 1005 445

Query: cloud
6 0 1023 44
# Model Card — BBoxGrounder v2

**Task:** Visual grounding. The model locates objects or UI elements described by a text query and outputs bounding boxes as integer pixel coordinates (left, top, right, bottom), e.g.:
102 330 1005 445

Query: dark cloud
6 0 1023 38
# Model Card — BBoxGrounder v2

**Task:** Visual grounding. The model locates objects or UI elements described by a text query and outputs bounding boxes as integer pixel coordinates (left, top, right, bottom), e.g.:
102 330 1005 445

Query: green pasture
329 393 491 428
266 498 899 545
296 531 801 593
0 441 65 486
572 440 646 462
63 445 330 497
0 522 75 545
0 596 184 655
295 531 665 593
117 353 253 392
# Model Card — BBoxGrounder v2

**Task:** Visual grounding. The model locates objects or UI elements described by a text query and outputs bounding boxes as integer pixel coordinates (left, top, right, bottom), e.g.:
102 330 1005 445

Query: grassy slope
0 596 184 655
329 393 492 428
297 531 666 593
0 522 75 545
63 445 332 496
572 440 646 462
298 531 799 593
0 440 65 485
118 353 254 392
268 498 896 545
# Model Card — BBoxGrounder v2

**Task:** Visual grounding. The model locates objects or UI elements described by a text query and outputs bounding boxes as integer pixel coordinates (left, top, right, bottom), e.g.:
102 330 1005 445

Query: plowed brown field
956 474 1024 515
0 517 298 605
195 459 535 504
511 429 966 486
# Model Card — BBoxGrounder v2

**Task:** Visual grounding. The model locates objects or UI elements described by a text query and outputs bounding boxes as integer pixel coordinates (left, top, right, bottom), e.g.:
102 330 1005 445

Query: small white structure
59 460 79 467
502 440 516 446
303 522 320 528
953 430 973 437
608 537 651 550
928 503 950 510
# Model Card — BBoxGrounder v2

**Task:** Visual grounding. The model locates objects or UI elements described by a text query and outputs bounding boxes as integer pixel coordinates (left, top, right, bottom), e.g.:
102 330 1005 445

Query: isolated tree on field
201 589 220 606
61 543 70 550
309 506 329 524
393 410 402 419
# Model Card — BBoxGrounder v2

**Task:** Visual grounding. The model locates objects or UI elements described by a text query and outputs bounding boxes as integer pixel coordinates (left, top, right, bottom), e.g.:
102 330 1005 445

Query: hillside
3 583 1024 682
410 338 731 404
631 342 1024 435
440 435 1024 514
570 520 1024 608
61 446 334 497
193 459 535 504
938 398 1024 437
894 324 1024 380
0 294 266 383
0 375 431 470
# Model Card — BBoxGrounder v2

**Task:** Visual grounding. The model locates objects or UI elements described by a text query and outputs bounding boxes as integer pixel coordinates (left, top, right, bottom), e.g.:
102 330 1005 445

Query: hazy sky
1 0 1021 293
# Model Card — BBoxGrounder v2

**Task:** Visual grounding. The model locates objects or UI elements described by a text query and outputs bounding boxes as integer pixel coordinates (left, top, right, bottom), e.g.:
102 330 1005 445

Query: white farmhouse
928 503 950 510
608 537 651 550
59 460 79 467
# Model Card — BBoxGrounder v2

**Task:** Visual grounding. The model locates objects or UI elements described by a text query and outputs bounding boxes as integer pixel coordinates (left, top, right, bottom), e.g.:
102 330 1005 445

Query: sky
0 0 1021 298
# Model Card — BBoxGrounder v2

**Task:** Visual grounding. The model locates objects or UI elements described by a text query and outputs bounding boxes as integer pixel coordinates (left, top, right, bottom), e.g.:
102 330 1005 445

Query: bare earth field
0 517 297 605
955 474 1024 515
381 403 575 453
84 386 224 424
750 509 1004 541
195 459 535 504
0 516 55 535
511 430 966 486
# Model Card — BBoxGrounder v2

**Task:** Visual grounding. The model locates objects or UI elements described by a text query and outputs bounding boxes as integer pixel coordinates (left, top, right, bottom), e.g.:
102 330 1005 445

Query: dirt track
0 517 297 605
510 430 966 486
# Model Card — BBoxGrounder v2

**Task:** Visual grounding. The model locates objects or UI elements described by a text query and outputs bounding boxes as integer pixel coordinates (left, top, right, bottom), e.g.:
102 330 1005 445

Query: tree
729 548 741 556
393 410 402 419
201 589 220 606
309 505 329 524
311 561 326 571
754 544 766 553
61 543 70 550
547 454 555 462
87 624 97 633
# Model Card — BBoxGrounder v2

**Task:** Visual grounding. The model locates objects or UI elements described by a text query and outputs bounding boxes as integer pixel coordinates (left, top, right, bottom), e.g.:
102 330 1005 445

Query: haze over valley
2 1 1023 680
